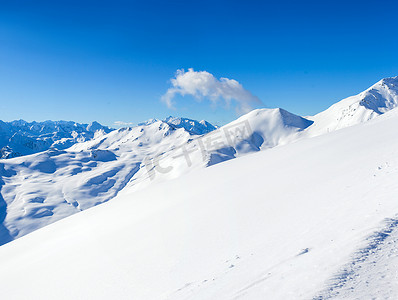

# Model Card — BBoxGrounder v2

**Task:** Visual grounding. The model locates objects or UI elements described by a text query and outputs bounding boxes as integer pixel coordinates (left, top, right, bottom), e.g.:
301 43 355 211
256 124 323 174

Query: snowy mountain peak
186 108 314 165
137 116 217 136
164 116 217 135
308 75 398 134
239 108 313 130
380 75 398 85
359 76 398 113
86 121 108 132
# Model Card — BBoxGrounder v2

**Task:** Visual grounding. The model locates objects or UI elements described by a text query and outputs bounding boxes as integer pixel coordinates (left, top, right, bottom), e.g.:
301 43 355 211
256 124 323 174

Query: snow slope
0 120 113 159
0 107 398 299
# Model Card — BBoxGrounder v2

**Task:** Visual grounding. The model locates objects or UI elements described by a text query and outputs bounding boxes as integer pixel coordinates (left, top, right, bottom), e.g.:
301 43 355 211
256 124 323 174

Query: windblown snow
0 76 398 299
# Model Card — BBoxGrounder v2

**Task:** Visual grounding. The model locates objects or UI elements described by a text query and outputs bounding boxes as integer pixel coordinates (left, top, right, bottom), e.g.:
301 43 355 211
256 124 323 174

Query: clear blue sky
1 0 397 126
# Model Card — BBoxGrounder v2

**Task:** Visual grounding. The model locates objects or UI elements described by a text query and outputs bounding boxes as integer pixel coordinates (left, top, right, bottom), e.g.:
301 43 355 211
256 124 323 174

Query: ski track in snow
314 216 398 300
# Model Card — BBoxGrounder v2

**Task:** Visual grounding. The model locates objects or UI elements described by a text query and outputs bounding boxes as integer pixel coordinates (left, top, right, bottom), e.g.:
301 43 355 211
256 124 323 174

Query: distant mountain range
0 117 219 160
0 120 113 159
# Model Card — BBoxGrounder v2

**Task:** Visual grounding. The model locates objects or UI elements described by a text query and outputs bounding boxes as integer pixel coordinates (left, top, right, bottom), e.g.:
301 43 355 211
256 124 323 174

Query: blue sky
0 0 397 127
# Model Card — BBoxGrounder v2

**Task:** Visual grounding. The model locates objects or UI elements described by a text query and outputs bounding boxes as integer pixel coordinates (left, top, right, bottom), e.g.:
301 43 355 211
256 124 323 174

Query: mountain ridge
0 117 219 159
0 120 113 159
307 75 398 134
2 75 397 160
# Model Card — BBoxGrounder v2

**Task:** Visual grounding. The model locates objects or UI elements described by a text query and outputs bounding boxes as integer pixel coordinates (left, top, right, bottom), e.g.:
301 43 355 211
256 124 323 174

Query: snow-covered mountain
159 116 217 135
307 76 398 134
0 119 212 244
1 100 398 299
0 120 113 159
0 76 397 249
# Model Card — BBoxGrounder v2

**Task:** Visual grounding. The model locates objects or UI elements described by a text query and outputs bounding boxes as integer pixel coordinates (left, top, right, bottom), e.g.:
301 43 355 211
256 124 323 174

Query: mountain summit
308 76 398 134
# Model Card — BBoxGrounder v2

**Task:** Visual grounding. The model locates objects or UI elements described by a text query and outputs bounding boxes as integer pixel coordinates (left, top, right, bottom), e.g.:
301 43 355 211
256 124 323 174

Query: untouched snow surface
0 107 398 299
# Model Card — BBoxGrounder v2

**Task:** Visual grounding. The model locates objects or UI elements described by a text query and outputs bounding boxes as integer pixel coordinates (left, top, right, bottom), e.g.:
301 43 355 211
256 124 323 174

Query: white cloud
161 68 262 114
113 121 135 128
